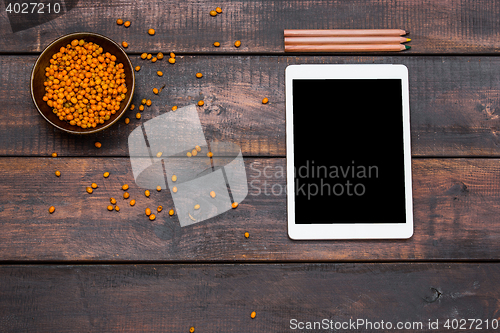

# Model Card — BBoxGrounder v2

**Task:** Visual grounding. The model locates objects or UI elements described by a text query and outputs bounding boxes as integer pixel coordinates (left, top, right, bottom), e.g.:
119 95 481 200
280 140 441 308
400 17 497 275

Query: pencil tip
406 38 411 42
405 45 411 50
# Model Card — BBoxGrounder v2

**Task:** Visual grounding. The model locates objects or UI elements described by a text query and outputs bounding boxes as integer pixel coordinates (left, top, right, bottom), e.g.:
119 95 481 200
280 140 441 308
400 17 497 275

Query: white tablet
285 64 413 240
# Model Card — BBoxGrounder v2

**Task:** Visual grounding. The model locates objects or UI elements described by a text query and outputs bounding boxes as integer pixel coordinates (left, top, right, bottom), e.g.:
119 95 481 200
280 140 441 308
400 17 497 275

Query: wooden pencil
284 44 411 52
285 36 411 45
284 29 409 37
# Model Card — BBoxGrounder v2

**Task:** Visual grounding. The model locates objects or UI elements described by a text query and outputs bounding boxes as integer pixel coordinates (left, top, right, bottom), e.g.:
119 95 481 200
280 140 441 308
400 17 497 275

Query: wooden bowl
30 32 135 134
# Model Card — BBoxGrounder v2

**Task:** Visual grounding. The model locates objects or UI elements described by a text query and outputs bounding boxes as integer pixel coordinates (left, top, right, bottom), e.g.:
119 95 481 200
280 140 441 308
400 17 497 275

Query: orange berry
148 29 155 35
232 202 238 209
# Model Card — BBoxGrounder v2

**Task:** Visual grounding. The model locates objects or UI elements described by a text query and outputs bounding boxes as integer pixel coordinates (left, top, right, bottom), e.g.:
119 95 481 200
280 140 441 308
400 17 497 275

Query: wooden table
1 0 499 331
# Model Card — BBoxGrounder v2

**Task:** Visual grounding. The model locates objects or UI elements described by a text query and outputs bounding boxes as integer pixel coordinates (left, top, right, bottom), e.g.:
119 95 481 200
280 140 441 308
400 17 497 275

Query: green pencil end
405 45 411 50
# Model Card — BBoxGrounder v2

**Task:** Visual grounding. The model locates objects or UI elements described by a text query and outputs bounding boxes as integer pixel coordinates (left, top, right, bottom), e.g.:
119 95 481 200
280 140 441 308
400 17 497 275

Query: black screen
293 79 407 224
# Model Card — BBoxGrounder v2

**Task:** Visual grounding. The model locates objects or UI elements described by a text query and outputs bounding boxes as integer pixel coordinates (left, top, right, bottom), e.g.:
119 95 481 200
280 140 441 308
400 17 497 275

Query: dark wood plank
0 157 499 261
1 0 500 54
0 263 498 332
3 55 500 157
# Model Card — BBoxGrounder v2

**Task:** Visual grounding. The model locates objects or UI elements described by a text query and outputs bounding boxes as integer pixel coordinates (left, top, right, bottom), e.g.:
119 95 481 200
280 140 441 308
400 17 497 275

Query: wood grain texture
0 263 498 332
0 157 499 261
3 55 500 157
1 0 499 53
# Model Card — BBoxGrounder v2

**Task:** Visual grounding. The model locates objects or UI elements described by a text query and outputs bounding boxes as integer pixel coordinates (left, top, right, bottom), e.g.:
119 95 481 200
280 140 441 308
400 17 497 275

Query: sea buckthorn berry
147 54 152 60
124 21 131 27
234 40 241 47
110 198 117 205
172 187 177 193
122 41 128 48
157 206 163 212
250 311 256 319
91 183 98 189
107 205 113 211
153 88 159 94
196 72 203 78
169 209 174 216
151 57 157 63
49 206 55 214
52 152 58 158
197 100 204 106
194 204 200 210
136 113 141 119
210 10 217 16
149 214 156 221
130 104 135 111
207 152 213 157
55 170 61 177
148 29 155 35
130 199 136 206
141 53 147 59
95 142 102 148
245 232 250 238
210 191 216 198
195 145 201 152
171 175 177 182
216 7 222 13
116 19 123 25
157 71 163 77
123 192 130 199
192 149 198 156
104 172 110 178
157 52 164 60
125 118 130 124
213 42 220 47
170 52 175 58
146 100 152 106
232 202 238 209
168 58 175 64
141 99 147 105
145 208 151 216
122 184 129 191
190 327 195 333
262 98 269 104
156 152 162 158
171 106 178 111
86 187 93 194
115 206 120 212
139 105 144 111
187 152 192 157
135 66 141 72
156 186 161 192
145 190 150 197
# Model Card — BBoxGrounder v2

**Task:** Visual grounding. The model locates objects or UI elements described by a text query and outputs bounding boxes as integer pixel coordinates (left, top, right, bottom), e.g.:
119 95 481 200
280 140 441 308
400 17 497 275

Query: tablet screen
293 79 407 224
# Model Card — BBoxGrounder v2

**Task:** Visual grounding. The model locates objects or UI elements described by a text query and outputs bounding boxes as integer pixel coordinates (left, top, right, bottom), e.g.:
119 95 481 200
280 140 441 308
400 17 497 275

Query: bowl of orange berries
31 32 135 134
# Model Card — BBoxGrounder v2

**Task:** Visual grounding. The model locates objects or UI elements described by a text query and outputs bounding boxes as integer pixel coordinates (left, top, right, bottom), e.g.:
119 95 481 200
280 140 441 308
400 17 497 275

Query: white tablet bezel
285 64 413 240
